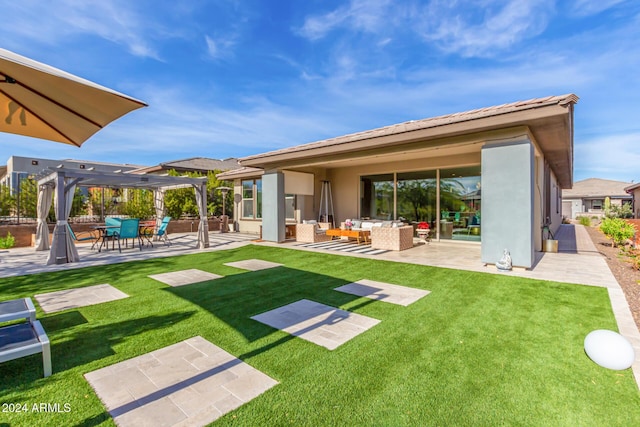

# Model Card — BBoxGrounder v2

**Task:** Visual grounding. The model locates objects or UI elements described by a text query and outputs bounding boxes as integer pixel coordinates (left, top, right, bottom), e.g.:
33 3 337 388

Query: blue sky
1 0 639 183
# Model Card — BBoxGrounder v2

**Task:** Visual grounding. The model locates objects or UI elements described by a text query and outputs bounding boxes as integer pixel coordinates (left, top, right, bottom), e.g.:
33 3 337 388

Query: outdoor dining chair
154 216 172 246
113 218 143 252
66 224 99 248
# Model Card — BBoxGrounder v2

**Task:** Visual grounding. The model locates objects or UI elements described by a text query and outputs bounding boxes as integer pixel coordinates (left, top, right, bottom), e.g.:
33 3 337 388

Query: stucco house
218 94 578 269
562 178 632 219
623 182 640 218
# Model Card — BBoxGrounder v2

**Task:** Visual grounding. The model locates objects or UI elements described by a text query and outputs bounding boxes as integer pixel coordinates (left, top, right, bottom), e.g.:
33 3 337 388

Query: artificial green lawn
1 245 638 426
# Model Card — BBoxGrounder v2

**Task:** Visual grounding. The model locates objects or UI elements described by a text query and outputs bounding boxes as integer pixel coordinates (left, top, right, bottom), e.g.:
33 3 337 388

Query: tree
18 177 38 219
70 187 88 217
122 188 154 219
163 170 233 219
0 185 15 216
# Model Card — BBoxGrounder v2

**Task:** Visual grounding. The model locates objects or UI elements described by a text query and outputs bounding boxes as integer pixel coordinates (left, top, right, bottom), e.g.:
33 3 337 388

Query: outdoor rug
295 240 389 255
223 259 283 271
335 279 430 306
34 284 128 314
148 269 223 287
84 336 278 427
251 299 380 350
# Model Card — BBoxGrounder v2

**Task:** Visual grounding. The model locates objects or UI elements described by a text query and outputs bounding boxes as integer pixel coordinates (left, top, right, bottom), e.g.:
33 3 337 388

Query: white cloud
0 0 185 59
570 0 626 17
204 35 236 60
296 0 394 40
296 0 556 58
419 0 555 57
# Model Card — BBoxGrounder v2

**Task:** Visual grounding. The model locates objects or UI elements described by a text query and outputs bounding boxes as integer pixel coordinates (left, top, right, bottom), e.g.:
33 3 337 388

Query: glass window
241 179 262 219
285 194 295 220
242 180 254 218
440 166 481 241
397 170 437 226
256 179 262 219
360 174 394 220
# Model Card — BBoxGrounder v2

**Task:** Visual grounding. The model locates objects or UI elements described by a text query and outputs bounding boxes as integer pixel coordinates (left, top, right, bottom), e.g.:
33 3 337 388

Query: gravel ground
584 225 640 332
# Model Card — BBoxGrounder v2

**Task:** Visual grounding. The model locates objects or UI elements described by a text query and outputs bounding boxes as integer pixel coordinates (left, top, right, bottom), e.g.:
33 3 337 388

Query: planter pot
543 239 558 253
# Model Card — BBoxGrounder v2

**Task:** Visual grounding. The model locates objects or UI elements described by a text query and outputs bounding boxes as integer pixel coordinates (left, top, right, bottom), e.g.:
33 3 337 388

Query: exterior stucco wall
632 189 640 218
481 140 535 268
548 169 563 237
262 171 285 242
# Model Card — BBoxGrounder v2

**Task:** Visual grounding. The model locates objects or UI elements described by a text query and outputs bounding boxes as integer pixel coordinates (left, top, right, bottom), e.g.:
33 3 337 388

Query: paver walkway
335 279 430 306
149 269 223 287
34 284 128 313
251 299 380 350
224 259 283 271
85 336 278 427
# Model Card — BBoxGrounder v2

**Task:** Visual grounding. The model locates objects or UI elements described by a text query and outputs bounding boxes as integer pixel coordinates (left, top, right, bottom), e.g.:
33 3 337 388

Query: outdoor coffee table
326 228 370 245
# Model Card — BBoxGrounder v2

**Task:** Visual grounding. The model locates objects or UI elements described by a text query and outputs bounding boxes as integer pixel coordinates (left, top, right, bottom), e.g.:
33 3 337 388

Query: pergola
35 168 209 265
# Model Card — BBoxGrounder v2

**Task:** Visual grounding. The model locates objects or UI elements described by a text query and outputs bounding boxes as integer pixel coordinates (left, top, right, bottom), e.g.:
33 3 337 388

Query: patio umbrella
0 48 147 146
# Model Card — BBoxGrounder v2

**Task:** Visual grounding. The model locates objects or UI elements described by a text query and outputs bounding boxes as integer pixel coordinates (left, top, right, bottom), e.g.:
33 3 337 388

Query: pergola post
51 172 68 264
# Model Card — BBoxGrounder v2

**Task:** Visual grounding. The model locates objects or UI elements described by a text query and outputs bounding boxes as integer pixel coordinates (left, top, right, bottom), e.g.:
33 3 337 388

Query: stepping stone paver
34 283 128 313
251 299 380 350
224 259 283 271
84 336 278 427
148 269 223 287
335 279 430 306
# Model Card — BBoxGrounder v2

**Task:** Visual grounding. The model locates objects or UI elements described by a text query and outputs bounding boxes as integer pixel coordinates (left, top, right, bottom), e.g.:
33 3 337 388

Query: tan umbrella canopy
0 47 147 146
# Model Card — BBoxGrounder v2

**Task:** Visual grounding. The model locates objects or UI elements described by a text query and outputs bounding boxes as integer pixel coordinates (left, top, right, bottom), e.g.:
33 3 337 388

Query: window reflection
440 167 481 241
360 166 481 241
360 174 394 220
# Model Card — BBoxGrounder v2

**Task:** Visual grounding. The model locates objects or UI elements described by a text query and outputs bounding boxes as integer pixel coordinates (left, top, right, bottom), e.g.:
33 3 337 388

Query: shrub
0 232 15 249
577 216 591 227
600 217 636 247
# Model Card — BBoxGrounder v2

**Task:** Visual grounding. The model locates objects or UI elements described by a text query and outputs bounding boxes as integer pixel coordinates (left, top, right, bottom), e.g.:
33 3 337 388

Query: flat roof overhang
239 95 577 188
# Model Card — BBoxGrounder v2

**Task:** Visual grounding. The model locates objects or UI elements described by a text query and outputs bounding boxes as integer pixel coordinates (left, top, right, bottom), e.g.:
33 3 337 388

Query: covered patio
34 168 210 265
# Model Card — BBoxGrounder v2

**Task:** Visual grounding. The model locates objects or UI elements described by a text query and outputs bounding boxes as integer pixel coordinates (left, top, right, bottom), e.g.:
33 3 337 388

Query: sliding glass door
440 166 481 241
360 174 394 220
396 170 437 226
360 166 481 241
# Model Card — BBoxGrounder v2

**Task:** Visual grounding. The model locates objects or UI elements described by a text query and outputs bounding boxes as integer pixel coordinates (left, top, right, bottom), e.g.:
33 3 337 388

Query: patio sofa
370 224 414 251
344 220 414 251
296 221 332 243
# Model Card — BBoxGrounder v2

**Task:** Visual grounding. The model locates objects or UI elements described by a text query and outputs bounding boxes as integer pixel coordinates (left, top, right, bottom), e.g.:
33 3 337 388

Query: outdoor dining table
91 225 120 252
139 221 156 247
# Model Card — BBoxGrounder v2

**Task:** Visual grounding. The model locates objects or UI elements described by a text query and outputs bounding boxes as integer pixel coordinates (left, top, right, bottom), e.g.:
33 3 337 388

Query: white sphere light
584 330 635 371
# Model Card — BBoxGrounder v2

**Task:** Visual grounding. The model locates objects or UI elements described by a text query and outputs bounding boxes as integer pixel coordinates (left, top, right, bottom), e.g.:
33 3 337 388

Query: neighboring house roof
130 157 241 174
624 182 640 193
562 178 632 199
239 94 578 188
216 166 264 180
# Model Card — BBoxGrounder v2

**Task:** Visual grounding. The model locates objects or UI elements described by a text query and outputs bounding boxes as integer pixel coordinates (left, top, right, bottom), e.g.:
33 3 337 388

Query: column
481 139 535 268
262 171 285 242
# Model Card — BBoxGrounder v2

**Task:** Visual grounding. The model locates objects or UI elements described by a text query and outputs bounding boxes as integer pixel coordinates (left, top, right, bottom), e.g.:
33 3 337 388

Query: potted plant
416 222 430 241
